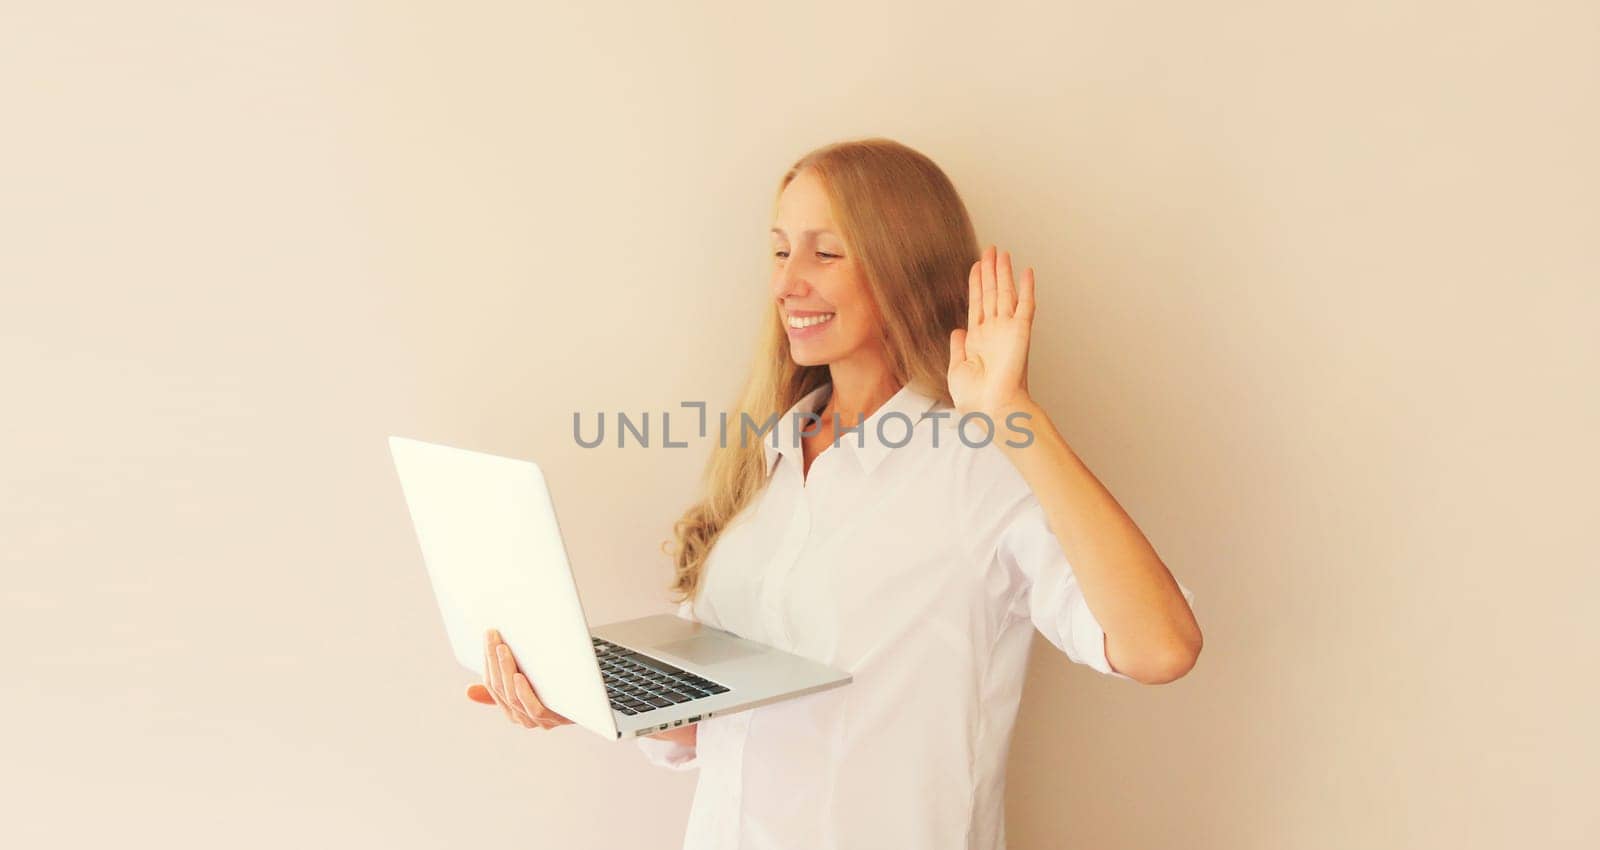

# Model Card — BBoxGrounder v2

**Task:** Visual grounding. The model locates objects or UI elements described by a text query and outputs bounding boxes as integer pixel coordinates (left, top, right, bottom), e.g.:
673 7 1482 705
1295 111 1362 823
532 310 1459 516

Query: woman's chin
787 336 872 368
787 348 838 369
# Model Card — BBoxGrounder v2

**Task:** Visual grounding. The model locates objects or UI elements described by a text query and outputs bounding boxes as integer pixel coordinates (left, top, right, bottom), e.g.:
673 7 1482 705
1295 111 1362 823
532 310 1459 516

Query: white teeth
787 313 835 329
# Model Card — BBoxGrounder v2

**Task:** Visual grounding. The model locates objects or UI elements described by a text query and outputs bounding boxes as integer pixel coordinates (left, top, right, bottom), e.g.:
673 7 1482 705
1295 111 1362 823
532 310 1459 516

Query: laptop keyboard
592 636 730 715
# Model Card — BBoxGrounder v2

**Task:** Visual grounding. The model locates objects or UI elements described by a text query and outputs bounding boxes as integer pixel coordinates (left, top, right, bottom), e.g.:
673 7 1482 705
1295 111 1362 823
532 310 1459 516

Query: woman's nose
773 261 811 299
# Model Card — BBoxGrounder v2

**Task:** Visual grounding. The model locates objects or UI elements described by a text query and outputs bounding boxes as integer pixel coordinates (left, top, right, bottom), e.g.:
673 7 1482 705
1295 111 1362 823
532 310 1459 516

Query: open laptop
387 435 852 741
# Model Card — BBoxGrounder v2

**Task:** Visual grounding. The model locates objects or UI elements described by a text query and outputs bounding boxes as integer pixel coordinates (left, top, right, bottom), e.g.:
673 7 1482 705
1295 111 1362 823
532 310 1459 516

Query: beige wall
4 2 1595 848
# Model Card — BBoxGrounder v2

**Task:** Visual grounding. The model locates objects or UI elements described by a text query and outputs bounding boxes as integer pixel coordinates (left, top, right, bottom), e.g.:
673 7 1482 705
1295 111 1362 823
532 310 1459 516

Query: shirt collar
761 381 943 477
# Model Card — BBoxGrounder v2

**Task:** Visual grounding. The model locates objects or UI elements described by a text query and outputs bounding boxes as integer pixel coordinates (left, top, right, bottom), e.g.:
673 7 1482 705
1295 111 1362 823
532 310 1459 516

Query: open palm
948 245 1036 416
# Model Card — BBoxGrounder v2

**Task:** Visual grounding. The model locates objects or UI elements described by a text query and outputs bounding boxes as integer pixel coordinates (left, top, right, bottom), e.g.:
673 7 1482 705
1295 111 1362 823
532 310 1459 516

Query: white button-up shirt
636 382 1194 849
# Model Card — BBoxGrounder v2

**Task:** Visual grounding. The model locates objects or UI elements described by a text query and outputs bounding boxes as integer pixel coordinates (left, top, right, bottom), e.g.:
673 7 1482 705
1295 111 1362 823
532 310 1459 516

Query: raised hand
948 245 1036 417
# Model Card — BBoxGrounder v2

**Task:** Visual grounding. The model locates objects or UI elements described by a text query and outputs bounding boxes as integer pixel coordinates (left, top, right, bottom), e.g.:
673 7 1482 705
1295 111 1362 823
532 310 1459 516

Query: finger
1016 267 1036 323
496 643 535 726
511 671 544 719
497 644 539 727
981 245 997 319
515 673 563 726
966 260 982 329
948 328 967 371
489 635 529 727
996 250 1016 317
466 683 496 705
484 631 515 724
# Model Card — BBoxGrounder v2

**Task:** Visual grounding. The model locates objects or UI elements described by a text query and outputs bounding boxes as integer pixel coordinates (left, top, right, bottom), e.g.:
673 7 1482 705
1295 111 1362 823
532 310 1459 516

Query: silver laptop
387 435 852 741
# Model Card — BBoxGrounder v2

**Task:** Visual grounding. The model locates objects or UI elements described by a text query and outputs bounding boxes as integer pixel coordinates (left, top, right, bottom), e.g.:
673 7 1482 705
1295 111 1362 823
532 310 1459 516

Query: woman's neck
820 357 900 427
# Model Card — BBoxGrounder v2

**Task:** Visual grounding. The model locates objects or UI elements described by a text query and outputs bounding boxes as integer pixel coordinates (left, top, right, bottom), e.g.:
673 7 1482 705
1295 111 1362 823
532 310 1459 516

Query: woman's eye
817 252 839 259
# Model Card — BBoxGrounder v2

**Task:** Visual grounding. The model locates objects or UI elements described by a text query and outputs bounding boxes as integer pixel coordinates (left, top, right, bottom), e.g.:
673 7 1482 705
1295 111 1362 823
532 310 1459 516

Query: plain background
3 2 1596 848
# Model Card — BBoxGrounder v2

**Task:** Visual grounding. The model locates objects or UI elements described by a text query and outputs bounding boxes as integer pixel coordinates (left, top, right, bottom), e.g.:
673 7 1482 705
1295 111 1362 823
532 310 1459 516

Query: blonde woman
468 138 1202 849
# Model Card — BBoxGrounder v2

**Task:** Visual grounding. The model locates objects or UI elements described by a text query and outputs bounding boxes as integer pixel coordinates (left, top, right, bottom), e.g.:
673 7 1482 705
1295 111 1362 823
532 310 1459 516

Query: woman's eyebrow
769 227 837 238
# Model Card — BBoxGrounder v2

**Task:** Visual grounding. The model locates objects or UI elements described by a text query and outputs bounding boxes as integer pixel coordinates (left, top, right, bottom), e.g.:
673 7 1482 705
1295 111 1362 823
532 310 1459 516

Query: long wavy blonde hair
663 137 981 605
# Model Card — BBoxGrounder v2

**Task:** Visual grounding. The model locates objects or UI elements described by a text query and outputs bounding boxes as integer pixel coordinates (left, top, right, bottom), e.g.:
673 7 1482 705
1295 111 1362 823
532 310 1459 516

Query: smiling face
769 169 884 369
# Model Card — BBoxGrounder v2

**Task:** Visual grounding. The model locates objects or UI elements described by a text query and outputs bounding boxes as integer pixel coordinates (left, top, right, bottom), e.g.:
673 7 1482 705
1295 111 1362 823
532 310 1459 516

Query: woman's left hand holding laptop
466 628 574 730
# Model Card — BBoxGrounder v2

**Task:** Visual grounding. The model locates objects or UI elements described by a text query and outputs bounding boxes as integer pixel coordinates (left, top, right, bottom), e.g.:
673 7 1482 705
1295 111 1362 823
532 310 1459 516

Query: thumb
948 328 967 369
466 683 496 704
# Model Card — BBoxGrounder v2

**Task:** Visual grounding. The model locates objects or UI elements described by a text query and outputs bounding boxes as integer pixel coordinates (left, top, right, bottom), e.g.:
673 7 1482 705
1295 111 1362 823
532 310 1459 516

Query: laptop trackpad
654 634 760 665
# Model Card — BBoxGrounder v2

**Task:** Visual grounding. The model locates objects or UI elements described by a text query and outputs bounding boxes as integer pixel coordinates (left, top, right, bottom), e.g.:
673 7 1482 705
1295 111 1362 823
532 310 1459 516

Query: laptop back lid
387 436 616 737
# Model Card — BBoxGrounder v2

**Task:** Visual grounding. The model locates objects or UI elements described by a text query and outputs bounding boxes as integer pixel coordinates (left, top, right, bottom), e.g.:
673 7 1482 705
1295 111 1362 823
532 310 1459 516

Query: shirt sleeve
634 597 701 771
967 446 1196 680
997 499 1192 679
635 731 700 771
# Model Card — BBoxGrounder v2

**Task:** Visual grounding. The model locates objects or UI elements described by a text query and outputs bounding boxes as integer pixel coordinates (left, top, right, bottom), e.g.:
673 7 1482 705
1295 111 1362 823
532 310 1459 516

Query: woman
468 137 1202 849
